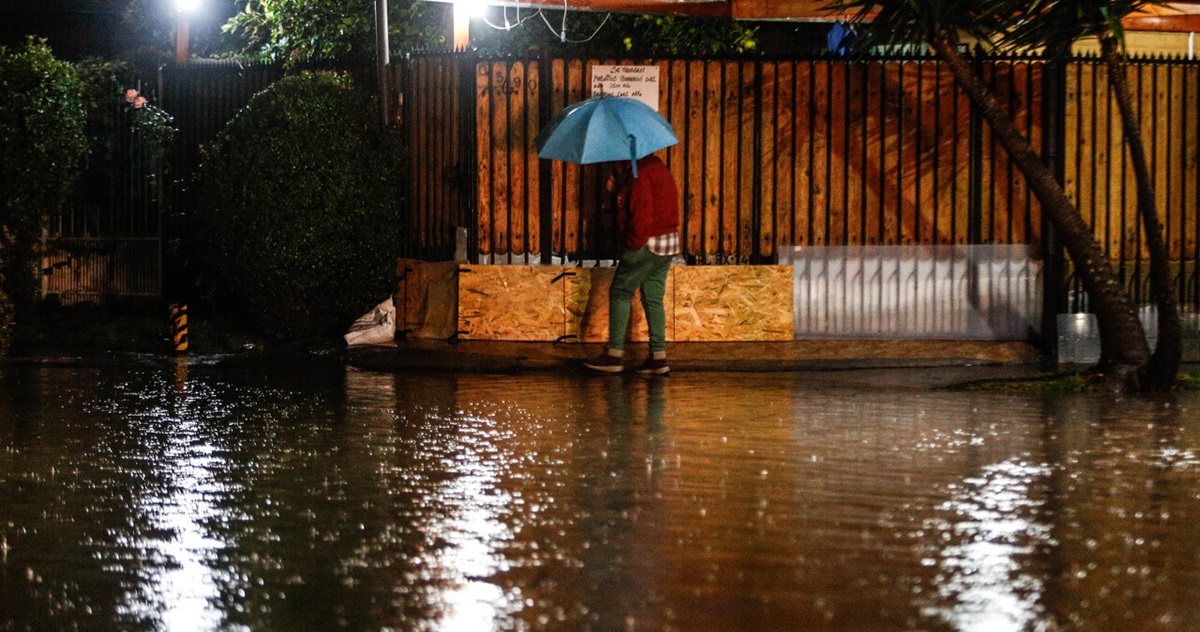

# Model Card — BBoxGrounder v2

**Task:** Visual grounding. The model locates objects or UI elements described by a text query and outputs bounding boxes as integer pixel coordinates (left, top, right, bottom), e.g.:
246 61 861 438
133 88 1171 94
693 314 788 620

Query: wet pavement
2 353 1199 631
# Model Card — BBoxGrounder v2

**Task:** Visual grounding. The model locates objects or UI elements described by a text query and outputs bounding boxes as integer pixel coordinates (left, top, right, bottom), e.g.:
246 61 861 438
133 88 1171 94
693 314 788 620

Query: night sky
0 0 237 61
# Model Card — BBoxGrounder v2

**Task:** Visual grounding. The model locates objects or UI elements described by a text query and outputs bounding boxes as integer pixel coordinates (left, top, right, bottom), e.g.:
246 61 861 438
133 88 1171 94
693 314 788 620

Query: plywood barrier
400 260 794 342
396 259 459 339
573 267 675 343
674 266 794 341
457 266 570 341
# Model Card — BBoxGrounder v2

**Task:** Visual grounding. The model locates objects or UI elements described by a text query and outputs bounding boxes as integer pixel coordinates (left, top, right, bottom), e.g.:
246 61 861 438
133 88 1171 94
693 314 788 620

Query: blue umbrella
535 95 678 177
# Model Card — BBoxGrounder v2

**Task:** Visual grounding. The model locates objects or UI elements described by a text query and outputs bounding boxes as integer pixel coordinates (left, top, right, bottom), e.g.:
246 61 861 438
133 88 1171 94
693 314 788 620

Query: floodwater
2 357 1199 632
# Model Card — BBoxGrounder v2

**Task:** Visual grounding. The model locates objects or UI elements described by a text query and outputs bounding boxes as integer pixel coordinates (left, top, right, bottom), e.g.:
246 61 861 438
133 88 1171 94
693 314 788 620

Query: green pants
608 245 672 353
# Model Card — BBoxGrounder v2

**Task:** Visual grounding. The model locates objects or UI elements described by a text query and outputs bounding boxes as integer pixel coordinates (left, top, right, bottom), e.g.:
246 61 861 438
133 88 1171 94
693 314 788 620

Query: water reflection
2 362 1200 631
924 459 1052 632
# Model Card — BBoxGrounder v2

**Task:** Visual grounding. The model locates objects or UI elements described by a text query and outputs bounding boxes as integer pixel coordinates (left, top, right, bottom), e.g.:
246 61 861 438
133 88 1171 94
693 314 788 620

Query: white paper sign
590 65 660 111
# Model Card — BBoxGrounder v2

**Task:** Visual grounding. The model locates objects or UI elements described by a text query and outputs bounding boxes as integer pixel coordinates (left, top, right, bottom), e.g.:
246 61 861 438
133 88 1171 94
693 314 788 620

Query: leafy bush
193 72 404 340
0 287 13 357
0 38 88 316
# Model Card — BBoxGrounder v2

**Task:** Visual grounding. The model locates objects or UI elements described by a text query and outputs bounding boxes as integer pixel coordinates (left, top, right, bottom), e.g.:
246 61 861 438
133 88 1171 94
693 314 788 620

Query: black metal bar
1040 56 1067 350
539 59 553 264
968 49 984 247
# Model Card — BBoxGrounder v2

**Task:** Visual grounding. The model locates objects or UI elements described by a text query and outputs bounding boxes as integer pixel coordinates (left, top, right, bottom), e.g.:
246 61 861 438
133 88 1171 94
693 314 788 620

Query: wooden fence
1062 57 1200 310
403 52 1200 314
422 54 1045 263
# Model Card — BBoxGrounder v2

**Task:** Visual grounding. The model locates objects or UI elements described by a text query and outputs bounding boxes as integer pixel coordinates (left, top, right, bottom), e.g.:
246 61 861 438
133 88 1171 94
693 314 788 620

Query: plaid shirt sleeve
647 232 681 256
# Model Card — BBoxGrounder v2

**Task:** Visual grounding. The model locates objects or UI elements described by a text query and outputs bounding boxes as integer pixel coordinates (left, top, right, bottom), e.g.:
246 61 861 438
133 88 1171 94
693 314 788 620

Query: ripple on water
2 366 1200 630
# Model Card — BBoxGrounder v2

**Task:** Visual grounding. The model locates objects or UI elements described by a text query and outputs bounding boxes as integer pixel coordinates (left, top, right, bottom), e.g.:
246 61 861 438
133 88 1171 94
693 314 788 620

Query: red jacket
616 155 680 252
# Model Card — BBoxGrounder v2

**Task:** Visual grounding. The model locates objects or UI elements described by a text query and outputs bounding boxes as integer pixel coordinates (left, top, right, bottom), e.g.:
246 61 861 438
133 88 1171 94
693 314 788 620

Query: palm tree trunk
929 31 1150 384
1100 35 1181 389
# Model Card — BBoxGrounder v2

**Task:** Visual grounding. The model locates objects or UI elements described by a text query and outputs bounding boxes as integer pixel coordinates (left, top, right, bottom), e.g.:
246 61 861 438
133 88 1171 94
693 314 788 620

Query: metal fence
45 97 166 303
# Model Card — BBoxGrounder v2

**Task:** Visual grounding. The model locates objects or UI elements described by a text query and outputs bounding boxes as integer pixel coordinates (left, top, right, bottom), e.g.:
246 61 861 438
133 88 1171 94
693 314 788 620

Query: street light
452 0 487 49
175 0 202 64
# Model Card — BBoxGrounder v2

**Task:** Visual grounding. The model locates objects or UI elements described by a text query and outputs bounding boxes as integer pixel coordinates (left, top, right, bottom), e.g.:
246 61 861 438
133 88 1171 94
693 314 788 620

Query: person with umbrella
535 96 681 375
583 152 680 375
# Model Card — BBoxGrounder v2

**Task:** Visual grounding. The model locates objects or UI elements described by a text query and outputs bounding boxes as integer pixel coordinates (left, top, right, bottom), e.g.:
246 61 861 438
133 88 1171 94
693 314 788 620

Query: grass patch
955 372 1092 393
956 370 1200 393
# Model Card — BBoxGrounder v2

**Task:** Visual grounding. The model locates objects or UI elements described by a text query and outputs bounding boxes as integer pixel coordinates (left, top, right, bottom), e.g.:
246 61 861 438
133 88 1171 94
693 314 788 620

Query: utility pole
376 0 391 126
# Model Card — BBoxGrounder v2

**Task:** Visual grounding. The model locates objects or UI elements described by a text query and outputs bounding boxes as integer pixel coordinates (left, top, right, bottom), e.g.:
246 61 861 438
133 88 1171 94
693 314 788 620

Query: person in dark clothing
585 153 681 375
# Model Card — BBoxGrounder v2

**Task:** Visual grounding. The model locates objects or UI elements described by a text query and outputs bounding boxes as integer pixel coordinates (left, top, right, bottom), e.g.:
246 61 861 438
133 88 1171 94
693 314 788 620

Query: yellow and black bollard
169 303 189 353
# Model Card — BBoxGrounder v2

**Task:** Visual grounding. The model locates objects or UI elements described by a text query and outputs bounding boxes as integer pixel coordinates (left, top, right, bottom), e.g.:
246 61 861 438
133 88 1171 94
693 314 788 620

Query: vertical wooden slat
934 63 954 244
738 61 756 260
549 60 566 256
759 61 778 257
527 61 541 257
772 61 795 251
1010 61 1032 246
880 61 900 245
844 62 865 246
1184 65 1199 287
982 61 1003 244
719 61 735 258
1094 61 1120 257
696 59 710 256
667 60 690 255
863 61 883 245
491 63 512 255
794 61 813 247
827 61 847 246
476 62 494 257
508 61 527 256
810 61 829 246
1026 62 1043 250
915 62 937 245
1157 64 1175 260
899 60 920 245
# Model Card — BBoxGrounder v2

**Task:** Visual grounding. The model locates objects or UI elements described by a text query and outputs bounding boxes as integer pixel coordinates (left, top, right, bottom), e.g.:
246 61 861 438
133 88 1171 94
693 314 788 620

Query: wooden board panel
674 265 793 341
457 265 567 340
395 257 424 334
394 259 461 339
576 267 675 343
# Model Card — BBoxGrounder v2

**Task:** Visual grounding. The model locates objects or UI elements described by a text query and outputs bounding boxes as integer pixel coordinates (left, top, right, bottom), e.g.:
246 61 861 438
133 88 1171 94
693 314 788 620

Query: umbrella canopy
535 96 678 176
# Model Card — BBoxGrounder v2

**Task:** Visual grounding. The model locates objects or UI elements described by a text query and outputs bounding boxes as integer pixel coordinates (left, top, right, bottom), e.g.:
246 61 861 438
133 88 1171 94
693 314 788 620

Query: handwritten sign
590 65 660 111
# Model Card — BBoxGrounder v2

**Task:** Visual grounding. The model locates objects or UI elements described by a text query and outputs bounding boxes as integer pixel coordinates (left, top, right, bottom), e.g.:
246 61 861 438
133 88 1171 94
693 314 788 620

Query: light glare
175 0 201 12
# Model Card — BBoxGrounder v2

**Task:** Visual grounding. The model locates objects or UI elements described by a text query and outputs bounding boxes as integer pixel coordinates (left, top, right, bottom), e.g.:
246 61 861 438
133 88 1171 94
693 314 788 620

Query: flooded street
2 358 1199 631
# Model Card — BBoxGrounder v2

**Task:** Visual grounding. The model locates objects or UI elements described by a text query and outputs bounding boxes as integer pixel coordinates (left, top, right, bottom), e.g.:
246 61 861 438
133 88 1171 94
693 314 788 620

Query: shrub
0 287 13 356
193 72 404 340
0 38 88 316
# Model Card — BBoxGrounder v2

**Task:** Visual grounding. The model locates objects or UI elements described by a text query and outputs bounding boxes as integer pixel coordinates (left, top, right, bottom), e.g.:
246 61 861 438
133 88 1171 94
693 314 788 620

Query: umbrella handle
630 135 638 178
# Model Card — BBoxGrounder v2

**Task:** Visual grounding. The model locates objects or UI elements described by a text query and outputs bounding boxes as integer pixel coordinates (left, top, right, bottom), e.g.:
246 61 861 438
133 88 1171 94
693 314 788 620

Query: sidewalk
342 338 1049 379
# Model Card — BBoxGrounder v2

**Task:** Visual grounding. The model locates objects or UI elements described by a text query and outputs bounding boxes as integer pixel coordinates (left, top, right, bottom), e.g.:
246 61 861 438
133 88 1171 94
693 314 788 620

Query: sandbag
344 298 396 346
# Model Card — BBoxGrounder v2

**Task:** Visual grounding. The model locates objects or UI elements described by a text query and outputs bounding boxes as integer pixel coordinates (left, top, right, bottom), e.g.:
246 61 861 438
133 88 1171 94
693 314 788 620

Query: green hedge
0 287 13 356
193 72 404 340
0 38 87 316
